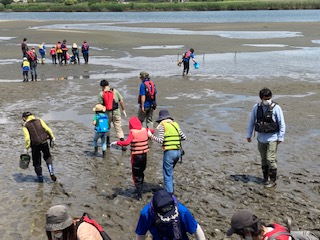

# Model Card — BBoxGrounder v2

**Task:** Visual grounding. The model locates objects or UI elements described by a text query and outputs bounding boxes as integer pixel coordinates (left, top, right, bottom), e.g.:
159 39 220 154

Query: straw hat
93 104 106 112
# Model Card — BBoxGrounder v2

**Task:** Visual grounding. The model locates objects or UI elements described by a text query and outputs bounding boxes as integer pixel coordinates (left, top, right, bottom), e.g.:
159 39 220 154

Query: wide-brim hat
227 209 258 236
152 189 176 219
93 104 106 112
45 205 73 231
156 109 173 123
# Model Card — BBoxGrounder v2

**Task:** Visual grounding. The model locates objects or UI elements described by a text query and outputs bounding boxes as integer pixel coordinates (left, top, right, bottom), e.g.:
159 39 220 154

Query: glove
122 110 127 118
110 141 118 147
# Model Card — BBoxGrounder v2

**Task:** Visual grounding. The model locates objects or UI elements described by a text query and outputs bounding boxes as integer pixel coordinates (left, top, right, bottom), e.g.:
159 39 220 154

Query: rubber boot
94 147 98 155
120 138 127 151
31 75 34 81
35 74 37 81
47 163 57 182
106 136 110 148
265 168 277 188
102 150 106 157
262 165 269 184
136 185 143 201
35 166 43 182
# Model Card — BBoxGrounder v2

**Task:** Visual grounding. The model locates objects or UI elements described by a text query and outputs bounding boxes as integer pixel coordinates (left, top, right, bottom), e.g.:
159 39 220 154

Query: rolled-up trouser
258 140 278 169
138 107 154 129
163 149 181 193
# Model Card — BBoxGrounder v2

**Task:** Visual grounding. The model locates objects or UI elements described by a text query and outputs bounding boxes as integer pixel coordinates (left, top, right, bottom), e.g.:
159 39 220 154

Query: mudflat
0 20 320 239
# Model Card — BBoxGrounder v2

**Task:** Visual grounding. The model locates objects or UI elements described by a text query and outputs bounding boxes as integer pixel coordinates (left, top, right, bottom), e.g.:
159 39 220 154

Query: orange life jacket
130 129 149 155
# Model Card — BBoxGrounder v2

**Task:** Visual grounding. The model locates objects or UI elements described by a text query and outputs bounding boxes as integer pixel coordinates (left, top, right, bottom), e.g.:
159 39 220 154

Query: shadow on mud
107 182 163 200
229 174 264 184
13 173 50 183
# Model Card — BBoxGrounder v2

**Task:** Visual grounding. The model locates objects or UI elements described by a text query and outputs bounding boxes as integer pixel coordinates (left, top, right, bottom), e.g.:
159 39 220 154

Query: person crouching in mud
22 112 56 183
135 189 206 240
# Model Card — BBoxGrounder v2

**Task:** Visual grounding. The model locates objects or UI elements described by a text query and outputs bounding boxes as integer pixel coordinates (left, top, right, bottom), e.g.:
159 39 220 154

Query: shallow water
1 18 320 239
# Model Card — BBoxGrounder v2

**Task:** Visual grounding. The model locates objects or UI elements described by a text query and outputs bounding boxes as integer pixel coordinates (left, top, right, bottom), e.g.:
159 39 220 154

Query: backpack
76 213 112 240
144 80 156 101
268 230 319 240
254 102 279 133
149 196 183 240
103 89 119 111
95 113 109 133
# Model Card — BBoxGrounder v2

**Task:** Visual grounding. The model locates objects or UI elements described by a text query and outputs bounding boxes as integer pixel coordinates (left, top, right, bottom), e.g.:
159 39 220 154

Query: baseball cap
227 210 259 236
152 189 176 218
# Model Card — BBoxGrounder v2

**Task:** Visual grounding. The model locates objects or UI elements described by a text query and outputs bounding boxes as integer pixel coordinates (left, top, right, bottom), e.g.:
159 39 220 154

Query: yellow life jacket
23 60 30 68
131 129 149 155
162 122 181 150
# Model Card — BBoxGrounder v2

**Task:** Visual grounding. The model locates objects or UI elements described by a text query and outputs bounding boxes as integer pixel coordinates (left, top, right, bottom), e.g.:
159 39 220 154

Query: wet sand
0 20 320 239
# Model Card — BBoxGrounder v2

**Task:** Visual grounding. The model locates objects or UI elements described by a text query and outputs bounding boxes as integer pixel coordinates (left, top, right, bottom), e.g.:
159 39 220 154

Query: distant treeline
1 0 320 12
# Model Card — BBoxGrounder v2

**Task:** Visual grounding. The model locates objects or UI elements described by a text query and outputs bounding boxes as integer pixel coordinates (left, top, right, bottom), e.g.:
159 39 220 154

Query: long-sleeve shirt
22 115 54 149
151 119 186 145
247 102 286 143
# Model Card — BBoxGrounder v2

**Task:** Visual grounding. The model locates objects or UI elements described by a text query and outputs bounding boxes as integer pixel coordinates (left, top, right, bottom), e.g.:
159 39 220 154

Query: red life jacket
184 50 192 59
27 51 35 61
131 128 149 155
138 80 156 103
50 48 56 55
262 224 290 240
103 89 118 111
76 213 111 240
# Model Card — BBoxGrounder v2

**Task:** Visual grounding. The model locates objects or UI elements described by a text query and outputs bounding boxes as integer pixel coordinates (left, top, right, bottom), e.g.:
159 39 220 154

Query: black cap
22 112 32 118
152 189 176 218
227 210 259 236
100 79 109 87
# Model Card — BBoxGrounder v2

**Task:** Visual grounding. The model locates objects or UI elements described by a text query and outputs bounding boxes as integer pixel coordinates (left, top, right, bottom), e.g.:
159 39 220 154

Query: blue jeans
163 149 180 193
93 132 107 151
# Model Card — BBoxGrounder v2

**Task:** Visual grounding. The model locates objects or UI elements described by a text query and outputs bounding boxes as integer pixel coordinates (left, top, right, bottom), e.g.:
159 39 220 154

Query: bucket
19 154 31 169
194 62 200 69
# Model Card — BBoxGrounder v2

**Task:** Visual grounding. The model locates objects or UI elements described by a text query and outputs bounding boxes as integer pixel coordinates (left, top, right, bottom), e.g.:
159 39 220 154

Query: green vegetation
2 0 320 12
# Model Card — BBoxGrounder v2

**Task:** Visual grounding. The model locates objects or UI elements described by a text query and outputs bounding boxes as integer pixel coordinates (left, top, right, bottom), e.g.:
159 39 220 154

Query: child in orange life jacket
21 57 30 82
110 116 154 201
50 46 57 64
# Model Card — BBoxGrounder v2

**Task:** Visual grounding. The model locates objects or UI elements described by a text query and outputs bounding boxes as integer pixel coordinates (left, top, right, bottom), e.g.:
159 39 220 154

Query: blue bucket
194 62 200 69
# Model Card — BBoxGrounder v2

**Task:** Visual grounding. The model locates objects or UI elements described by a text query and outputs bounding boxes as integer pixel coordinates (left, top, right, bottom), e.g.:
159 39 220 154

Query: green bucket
19 154 31 169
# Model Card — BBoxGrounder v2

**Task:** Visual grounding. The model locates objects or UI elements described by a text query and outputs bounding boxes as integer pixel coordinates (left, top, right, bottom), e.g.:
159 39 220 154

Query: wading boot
265 168 277 188
262 165 269 184
47 164 57 182
120 138 127 151
106 136 110 148
136 186 142 201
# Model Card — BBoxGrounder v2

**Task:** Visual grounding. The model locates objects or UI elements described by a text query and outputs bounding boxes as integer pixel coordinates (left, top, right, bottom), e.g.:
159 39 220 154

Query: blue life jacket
95 113 109 133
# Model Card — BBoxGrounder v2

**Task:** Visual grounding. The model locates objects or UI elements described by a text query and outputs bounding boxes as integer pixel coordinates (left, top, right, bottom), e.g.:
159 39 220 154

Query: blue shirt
183 52 194 62
135 202 198 240
139 79 157 108
247 102 286 143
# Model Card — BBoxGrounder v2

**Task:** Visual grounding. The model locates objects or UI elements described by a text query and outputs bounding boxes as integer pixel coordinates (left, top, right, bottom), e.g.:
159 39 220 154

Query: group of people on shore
20 37 90 82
